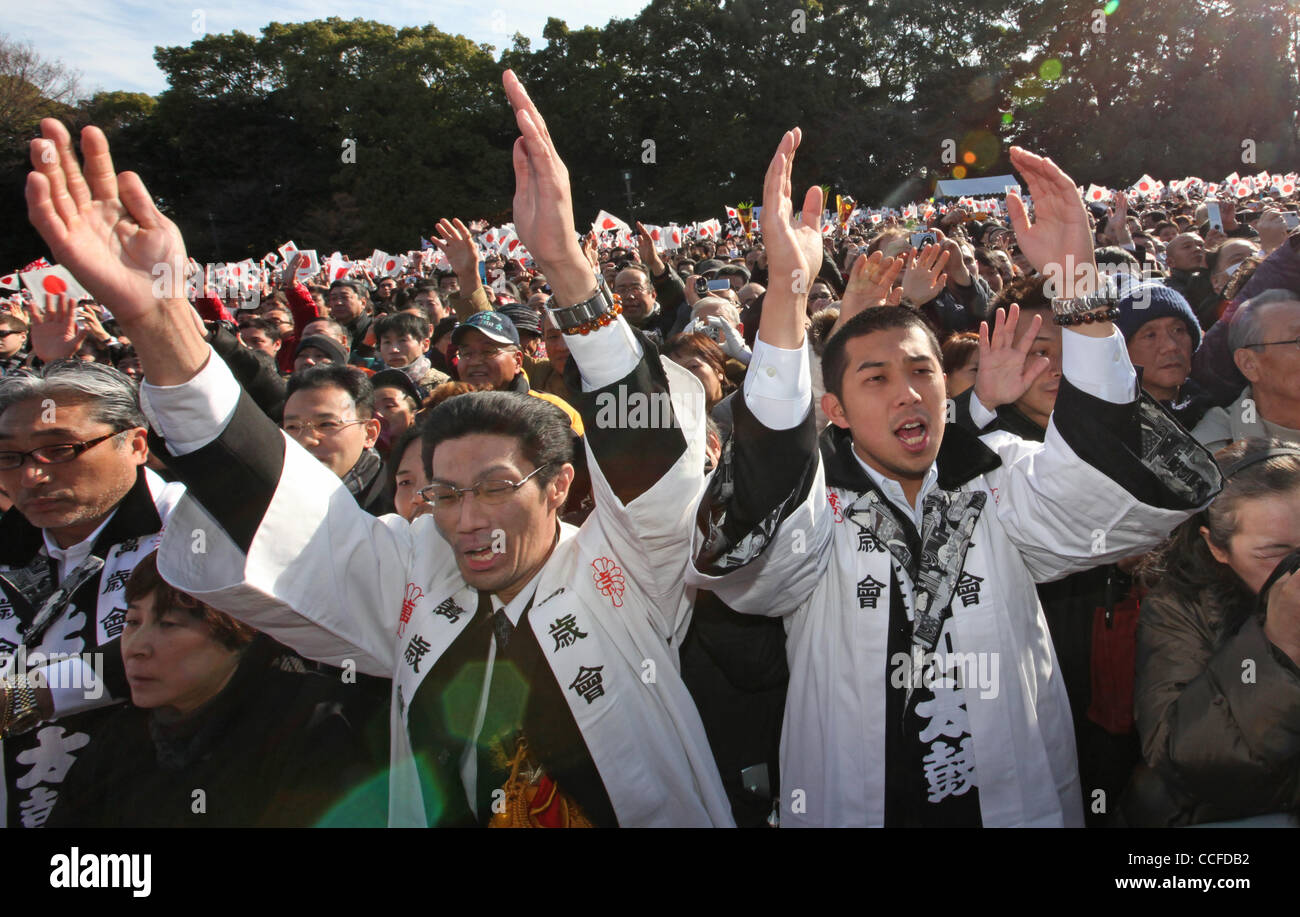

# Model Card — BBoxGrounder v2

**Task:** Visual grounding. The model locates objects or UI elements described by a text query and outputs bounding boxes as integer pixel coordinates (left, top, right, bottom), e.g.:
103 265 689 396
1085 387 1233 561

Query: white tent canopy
934 175 1020 198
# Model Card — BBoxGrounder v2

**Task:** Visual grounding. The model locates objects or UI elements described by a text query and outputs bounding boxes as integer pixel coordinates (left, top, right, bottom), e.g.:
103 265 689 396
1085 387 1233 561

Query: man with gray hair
1192 289 1300 450
0 360 185 826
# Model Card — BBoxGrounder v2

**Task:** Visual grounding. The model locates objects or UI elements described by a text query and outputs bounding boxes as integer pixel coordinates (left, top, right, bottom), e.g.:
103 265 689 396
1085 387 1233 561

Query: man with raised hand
686 136 1222 827
25 71 731 828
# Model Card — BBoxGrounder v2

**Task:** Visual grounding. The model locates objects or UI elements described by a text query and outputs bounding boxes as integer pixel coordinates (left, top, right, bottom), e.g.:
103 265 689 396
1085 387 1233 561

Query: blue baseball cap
451 310 520 347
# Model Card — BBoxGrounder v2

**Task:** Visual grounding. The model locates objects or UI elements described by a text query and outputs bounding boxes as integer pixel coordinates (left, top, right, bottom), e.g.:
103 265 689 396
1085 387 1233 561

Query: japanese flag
373 251 403 277
1235 182 1251 199
230 260 257 292
483 227 500 247
1223 172 1240 187
869 213 882 225
263 251 280 267
667 225 683 248
592 210 631 235
0 273 18 291
643 224 662 245
1281 180 1297 197
725 206 739 219
1085 184 1109 203
499 230 524 258
22 264 91 302
295 250 320 283
277 241 299 262
1133 175 1156 195
324 253 349 282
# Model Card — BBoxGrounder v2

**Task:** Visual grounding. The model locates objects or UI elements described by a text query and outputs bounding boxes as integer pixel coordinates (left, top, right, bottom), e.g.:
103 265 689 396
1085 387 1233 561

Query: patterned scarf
342 447 383 500
399 355 432 384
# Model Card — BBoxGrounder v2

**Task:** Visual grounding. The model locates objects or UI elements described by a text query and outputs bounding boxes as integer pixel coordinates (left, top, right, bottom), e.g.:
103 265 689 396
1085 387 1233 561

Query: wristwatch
1050 273 1120 322
0 676 41 738
548 277 622 336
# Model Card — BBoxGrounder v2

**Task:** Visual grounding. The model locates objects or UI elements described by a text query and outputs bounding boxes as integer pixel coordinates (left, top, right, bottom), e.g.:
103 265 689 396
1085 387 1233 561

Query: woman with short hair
48 552 373 827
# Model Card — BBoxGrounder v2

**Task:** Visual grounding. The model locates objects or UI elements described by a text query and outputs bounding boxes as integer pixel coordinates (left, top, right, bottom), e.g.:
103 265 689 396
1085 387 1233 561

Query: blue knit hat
1114 279 1202 351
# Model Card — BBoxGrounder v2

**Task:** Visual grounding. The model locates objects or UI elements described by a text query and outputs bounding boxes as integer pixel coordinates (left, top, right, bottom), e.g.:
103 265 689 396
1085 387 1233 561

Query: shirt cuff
139 346 242 455
743 338 812 430
1062 327 1137 404
968 392 998 428
562 315 644 391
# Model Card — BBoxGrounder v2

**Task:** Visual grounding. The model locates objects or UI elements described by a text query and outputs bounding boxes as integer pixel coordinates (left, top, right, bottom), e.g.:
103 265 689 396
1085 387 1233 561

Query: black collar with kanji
819 420 1002 498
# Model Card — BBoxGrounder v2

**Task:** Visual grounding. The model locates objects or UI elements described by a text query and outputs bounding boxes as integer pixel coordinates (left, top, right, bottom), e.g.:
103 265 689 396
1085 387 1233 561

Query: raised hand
635 221 666 277
973 303 1049 410
1006 147 1097 299
900 244 950 305
1107 190 1132 246
834 250 904 337
502 70 593 306
757 128 824 349
26 119 188 324
27 293 86 363
278 251 302 288
76 304 114 346
431 218 482 282
580 231 600 271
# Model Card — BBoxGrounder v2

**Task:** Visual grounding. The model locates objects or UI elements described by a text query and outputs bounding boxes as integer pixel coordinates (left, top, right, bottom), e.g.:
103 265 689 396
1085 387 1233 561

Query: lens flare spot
1104 0 1120 14
962 151 976 165
953 166 968 179
1039 58 1063 81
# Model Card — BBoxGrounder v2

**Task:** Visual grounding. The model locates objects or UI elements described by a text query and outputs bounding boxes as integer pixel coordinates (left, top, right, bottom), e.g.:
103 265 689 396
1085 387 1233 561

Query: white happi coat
149 351 734 827
687 334 1219 827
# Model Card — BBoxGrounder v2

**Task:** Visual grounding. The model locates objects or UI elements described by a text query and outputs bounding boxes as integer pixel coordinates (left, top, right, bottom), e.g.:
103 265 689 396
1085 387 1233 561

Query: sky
0 0 651 96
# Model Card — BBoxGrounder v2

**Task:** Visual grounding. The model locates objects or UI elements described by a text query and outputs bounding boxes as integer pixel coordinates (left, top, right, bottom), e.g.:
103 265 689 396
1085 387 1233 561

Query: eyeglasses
0 330 26 339
282 418 367 439
419 464 551 512
458 346 513 362
613 284 647 295
0 430 122 471
1248 337 1300 351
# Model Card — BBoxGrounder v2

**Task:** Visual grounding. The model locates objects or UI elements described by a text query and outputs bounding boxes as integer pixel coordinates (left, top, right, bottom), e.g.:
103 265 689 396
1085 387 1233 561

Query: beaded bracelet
566 296 624 336
1053 306 1120 327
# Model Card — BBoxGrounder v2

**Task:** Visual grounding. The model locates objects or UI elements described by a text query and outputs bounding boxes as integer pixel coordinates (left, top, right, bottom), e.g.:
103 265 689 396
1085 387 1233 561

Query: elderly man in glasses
24 73 732 826
0 360 185 827
1193 289 1300 451
451 311 583 434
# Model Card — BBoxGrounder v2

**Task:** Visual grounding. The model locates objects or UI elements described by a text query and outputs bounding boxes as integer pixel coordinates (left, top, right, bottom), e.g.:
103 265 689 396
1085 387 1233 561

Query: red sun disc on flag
42 275 67 295
600 218 616 230
1138 182 1150 192
385 259 397 272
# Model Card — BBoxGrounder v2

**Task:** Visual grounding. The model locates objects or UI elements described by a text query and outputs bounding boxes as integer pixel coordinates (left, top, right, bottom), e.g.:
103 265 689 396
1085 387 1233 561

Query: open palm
26 119 188 324
1006 146 1095 292
762 128 824 299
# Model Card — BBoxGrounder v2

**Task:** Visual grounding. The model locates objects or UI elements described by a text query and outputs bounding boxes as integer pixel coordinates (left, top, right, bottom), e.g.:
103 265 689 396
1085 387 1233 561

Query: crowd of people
0 70 1297 828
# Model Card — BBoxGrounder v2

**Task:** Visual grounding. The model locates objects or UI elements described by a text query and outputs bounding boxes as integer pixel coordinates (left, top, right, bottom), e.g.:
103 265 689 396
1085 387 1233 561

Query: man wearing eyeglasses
25 72 731 826
1194 289 1300 451
452 311 583 434
0 361 185 826
282 364 392 516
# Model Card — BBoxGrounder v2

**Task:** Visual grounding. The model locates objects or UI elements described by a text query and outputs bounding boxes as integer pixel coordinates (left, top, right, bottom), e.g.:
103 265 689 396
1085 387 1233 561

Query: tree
0 34 81 165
